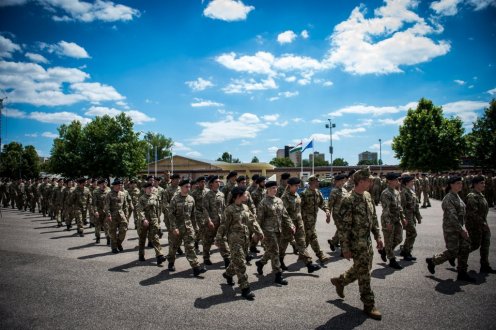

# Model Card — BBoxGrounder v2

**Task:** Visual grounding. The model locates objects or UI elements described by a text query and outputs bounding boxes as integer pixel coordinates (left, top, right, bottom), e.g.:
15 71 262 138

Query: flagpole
312 142 315 175
300 140 303 179
154 146 158 177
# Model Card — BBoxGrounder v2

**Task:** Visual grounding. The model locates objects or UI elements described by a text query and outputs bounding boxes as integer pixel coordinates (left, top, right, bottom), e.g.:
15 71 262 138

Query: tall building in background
309 151 325 163
358 151 378 162
276 145 301 166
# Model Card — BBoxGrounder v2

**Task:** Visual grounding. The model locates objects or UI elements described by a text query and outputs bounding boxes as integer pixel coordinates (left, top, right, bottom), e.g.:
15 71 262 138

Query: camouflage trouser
29 196 37 212
260 231 282 273
16 196 25 210
303 216 324 258
203 223 230 260
54 204 63 225
432 229 470 272
330 217 342 246
95 212 109 239
89 209 96 226
10 195 16 208
401 220 417 254
422 191 431 207
338 244 375 308
64 207 74 227
109 214 128 249
73 208 86 233
168 227 199 268
162 208 170 231
226 236 250 289
467 224 491 267
279 219 311 264
382 222 403 259
138 217 163 258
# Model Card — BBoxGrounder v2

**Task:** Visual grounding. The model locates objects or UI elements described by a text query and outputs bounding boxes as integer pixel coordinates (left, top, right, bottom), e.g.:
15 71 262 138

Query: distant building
309 151 325 163
358 151 378 162
276 145 301 165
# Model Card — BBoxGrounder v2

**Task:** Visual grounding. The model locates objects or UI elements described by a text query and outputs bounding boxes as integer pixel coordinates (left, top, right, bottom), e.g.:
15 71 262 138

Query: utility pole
379 138 382 174
326 119 336 175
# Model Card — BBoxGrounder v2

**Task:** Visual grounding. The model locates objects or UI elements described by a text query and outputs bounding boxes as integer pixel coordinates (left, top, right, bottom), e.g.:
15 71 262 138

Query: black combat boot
117 243 124 252
306 263 321 273
106 237 111 246
95 237 100 244
255 260 264 275
426 258 435 274
457 271 476 283
224 257 230 269
379 248 387 262
168 262 176 271
177 247 184 255
193 266 207 277
147 241 153 248
407 253 417 261
274 272 288 285
222 272 234 285
330 277 345 298
480 265 496 274
66 224 71 231
448 258 456 267
157 255 166 266
389 258 403 270
291 243 298 255
139 255 146 262
279 257 288 271
328 239 336 252
204 258 212 266
112 248 119 254
241 287 255 300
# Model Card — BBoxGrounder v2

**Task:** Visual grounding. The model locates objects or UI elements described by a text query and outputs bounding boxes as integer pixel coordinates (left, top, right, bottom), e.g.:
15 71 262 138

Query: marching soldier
72 178 92 237
327 173 349 252
400 176 422 261
104 179 129 253
93 179 111 245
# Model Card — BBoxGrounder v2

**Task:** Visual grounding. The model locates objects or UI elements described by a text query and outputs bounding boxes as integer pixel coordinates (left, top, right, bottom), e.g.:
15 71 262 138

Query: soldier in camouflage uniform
53 179 65 227
380 172 406 269
343 170 356 192
327 174 349 252
136 182 166 265
330 167 384 321
88 179 98 227
300 175 331 264
168 179 207 277
217 187 263 300
191 176 209 252
222 171 237 203
400 176 422 261
203 175 231 267
104 179 129 253
280 177 321 273
426 176 475 282
371 173 382 206
414 173 422 204
62 179 74 229
93 179 111 245
128 179 141 229
72 178 92 237
249 176 266 254
15 178 26 211
420 173 431 207
277 172 290 198
466 176 495 273
247 174 259 195
255 181 295 285
163 174 180 232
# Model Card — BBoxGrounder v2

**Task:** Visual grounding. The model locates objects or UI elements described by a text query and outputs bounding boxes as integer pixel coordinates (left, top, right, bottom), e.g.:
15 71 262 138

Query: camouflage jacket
226 189 256 216
169 194 197 232
93 187 110 213
251 186 265 209
281 191 303 225
71 186 92 211
104 190 128 219
465 190 488 228
380 187 404 225
277 183 287 198
128 187 141 208
202 189 225 225
257 196 293 233
300 188 329 219
136 193 160 222
216 203 262 243
441 192 466 232
400 187 421 223
328 186 348 222
222 181 236 203
191 187 209 222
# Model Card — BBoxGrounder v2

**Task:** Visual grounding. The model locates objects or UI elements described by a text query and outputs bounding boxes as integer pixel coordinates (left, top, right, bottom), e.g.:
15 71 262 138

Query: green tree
332 158 349 166
392 98 465 172
49 121 85 177
0 142 40 178
313 158 329 167
465 99 496 169
217 152 241 163
144 131 173 161
22 145 41 178
357 159 378 165
251 156 259 163
270 157 295 167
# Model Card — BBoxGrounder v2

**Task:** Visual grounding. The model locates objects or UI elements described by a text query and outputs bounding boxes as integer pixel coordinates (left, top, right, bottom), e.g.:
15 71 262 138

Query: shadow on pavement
39 230 65 234
78 248 136 260
140 265 208 286
68 242 98 250
426 271 487 295
316 299 368 330
371 260 415 279
194 284 241 309
108 258 161 272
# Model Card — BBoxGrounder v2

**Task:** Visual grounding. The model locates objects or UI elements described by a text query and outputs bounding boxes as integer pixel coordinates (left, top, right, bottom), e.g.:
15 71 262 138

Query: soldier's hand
173 228 180 237
387 223 392 231
460 230 469 240
376 239 384 250
417 218 422 225
207 220 215 230
290 225 296 235
94 211 99 218
343 251 352 260
142 219 149 228
401 219 407 227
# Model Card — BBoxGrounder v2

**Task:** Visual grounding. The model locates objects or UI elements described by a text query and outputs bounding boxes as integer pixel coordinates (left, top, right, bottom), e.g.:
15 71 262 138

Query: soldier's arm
215 208 229 242
370 201 381 241
257 201 265 230
466 194 484 226
103 193 110 215
318 192 330 213
380 191 392 225
191 199 199 233
168 198 177 231
338 197 353 254
247 208 263 237
442 196 463 231
281 204 293 230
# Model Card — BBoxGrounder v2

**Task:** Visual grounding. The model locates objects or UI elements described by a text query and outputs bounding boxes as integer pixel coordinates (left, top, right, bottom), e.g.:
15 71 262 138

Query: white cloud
186 151 202 158
277 30 297 44
25 52 49 64
356 118 374 127
292 118 303 123
442 100 487 125
192 112 268 144
172 141 191 152
268 146 279 153
25 133 38 137
262 114 280 122
216 51 274 75
329 102 416 117
301 30 309 39
305 127 366 143
285 76 297 82
46 41 90 59
274 120 288 127
3 108 27 118
41 131 58 138
311 119 325 124
222 77 277 94
324 0 451 75
314 79 334 86
71 82 124 102
377 117 406 125
268 96 279 102
191 98 224 107
0 35 21 58
454 79 466 85
203 0 254 22
487 87 496 95
467 0 496 11
185 77 214 91
30 111 92 125
85 106 155 124
279 91 298 98
431 0 463 16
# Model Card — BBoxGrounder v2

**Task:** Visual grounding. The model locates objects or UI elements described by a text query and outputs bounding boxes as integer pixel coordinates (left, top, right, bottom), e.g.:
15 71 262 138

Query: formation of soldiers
0 168 494 320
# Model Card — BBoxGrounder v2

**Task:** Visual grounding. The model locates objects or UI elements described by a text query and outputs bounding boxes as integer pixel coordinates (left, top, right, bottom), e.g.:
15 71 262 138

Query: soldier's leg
183 232 200 268
228 242 249 289
392 222 403 252
266 232 281 273
467 226 482 253
432 231 462 266
330 227 340 246
138 224 147 258
202 227 215 260
480 228 491 267
149 219 163 257
402 221 417 255
167 231 180 263
75 210 84 234
279 229 292 258
382 227 394 260
95 214 102 240
117 217 128 246
358 248 376 309
109 219 118 249
457 235 471 273
293 220 313 264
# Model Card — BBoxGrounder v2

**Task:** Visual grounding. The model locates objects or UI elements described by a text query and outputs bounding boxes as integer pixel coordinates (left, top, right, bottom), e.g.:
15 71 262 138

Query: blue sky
1 0 495 165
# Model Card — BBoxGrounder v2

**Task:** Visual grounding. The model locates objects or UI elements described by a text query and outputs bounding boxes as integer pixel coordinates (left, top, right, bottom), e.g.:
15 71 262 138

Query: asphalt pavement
0 199 495 330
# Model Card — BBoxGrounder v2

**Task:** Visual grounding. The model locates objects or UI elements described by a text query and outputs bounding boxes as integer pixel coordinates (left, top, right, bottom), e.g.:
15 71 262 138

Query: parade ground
1 200 495 330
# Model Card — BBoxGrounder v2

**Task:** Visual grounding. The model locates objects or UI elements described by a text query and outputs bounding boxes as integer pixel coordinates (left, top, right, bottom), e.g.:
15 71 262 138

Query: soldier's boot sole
364 307 382 320
426 258 435 274
330 277 345 298
241 288 255 300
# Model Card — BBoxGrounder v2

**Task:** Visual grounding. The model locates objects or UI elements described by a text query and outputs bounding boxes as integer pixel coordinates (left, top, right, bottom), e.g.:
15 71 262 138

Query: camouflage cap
353 167 373 181
308 175 319 182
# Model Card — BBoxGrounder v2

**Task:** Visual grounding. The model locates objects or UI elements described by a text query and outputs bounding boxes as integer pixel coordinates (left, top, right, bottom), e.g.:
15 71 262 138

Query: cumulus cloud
441 100 487 125
261 114 279 122
29 111 92 125
44 41 90 59
71 82 123 102
85 106 155 124
324 0 451 75
454 79 466 85
191 99 224 107
487 87 496 95
191 112 268 144
0 35 21 58
277 30 297 44
222 77 277 94
268 146 279 153
329 102 417 117
203 0 254 22
303 127 366 143
377 117 406 125
25 52 49 64
41 131 58 138
185 77 214 91
301 30 309 39
430 0 463 16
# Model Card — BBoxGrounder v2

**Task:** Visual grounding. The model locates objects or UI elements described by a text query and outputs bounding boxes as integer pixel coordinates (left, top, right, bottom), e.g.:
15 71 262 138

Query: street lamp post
326 119 336 175
379 138 382 174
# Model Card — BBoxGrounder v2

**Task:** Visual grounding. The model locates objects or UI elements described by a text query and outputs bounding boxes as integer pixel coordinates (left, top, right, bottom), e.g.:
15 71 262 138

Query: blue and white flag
302 140 313 153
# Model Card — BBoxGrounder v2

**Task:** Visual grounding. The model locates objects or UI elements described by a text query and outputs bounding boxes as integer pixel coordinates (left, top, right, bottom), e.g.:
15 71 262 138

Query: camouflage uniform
128 186 141 228
421 176 431 207
431 192 470 272
277 183 287 198
371 176 382 205
93 186 110 243
414 177 422 203
104 189 129 251
162 185 179 230
336 190 381 311
328 186 349 247
466 189 491 268
53 184 65 226
216 203 262 289
400 186 422 256
63 185 75 229
300 187 329 260
202 189 230 261
191 185 209 247
168 193 200 267
251 186 265 209
9 181 17 209
222 180 236 203
72 185 92 235
15 180 26 211
380 187 404 260
136 192 164 259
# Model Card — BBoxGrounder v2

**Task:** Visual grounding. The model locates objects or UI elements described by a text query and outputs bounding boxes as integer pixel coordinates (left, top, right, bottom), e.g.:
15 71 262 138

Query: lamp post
379 138 382 174
326 119 336 175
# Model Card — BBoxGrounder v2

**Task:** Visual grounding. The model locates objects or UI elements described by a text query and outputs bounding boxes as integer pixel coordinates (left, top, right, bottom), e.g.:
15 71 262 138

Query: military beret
308 175 319 182
226 171 238 179
146 175 154 180
231 186 246 197
447 176 462 184
251 174 260 181
236 175 246 183
77 178 86 184
265 180 277 188
57 178 64 183
287 177 301 185
190 178 197 185
401 176 414 184
209 175 219 184
143 182 153 188
171 174 180 180
97 179 106 184
334 174 347 181
255 176 266 184
111 179 122 185
196 176 206 182
91 178 97 183
472 176 485 185
385 172 400 180
347 169 356 178
281 173 291 180
154 176 162 181
178 179 190 186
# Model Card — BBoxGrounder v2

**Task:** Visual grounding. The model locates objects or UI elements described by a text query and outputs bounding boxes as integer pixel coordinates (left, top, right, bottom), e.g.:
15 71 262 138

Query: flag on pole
302 140 313 153
289 141 302 153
